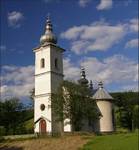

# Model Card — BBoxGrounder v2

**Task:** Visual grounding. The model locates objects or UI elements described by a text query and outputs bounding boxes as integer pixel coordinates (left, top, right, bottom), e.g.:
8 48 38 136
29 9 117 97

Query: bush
0 126 5 136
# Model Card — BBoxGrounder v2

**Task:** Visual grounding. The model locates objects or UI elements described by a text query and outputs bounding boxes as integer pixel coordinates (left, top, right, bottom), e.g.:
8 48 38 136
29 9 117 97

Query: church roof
93 81 113 100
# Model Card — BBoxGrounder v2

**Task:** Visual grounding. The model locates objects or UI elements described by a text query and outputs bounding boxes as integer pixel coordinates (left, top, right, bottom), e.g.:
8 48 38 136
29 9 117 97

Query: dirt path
0 135 91 150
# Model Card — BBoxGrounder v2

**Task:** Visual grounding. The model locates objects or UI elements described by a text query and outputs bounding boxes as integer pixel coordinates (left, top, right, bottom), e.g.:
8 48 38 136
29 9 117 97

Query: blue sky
0 0 138 102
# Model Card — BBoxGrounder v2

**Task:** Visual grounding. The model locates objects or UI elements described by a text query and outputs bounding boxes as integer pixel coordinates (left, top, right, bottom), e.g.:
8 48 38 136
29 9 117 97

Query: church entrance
39 119 46 133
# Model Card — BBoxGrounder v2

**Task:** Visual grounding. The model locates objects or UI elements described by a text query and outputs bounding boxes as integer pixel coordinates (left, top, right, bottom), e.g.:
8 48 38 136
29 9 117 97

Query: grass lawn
0 132 138 150
82 132 138 150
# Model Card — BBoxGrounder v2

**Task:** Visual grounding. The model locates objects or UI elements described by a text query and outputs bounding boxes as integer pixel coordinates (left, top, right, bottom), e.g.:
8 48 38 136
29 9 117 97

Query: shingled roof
93 81 113 100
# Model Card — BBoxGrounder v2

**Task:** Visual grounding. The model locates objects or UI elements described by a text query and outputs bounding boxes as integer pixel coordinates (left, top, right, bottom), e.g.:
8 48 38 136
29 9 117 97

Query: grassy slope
24 118 34 130
82 132 138 150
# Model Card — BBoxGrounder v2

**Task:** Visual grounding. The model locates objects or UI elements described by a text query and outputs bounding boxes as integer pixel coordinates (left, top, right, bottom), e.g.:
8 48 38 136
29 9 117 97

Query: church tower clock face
33 16 65 134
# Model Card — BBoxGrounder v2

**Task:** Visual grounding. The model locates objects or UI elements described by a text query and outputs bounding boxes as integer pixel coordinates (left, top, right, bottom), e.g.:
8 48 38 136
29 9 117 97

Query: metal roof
92 81 113 100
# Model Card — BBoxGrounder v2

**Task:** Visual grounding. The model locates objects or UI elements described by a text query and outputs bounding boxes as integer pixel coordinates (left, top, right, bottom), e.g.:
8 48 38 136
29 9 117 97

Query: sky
0 0 138 103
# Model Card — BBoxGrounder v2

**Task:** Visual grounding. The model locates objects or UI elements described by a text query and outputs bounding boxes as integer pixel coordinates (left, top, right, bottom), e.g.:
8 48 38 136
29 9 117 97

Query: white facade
64 118 72 132
34 44 64 134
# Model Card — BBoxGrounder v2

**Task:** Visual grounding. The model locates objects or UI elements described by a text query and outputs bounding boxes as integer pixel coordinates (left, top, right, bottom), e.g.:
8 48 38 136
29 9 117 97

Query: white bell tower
33 16 65 134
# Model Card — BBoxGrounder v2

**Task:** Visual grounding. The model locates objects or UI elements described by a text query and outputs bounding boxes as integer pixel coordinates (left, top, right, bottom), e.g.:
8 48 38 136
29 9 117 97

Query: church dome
40 16 57 45
40 33 57 45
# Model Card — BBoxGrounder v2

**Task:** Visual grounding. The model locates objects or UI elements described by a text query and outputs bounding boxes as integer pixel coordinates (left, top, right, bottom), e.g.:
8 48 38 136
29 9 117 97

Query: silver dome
40 17 57 45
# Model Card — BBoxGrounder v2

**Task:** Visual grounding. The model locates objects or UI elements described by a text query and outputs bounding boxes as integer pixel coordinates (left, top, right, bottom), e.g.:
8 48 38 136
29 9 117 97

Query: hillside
24 118 34 133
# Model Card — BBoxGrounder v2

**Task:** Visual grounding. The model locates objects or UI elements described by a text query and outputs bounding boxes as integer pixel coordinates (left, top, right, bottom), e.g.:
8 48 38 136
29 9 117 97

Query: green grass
82 132 138 150
24 118 34 130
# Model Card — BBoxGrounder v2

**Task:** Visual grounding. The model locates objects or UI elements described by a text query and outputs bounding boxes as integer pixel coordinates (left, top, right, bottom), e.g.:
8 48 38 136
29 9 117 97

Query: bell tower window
55 58 58 69
41 58 45 68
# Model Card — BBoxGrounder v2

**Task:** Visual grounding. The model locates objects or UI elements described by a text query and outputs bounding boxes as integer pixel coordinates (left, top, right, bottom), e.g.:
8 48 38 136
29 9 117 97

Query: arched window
40 58 45 68
55 58 58 69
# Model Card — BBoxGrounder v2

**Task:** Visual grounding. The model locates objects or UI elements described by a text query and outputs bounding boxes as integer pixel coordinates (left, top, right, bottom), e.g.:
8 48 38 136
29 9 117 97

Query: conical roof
93 81 113 100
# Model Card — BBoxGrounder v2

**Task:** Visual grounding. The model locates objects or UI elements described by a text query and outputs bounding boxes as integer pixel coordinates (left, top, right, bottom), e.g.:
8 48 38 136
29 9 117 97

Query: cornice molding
35 70 64 77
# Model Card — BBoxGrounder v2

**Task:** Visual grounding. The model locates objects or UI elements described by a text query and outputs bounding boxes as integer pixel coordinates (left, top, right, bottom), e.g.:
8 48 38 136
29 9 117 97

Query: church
33 17 114 134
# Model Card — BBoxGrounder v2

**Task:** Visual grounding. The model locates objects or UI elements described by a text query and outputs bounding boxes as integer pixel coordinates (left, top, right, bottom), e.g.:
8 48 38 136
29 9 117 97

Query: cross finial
47 13 50 20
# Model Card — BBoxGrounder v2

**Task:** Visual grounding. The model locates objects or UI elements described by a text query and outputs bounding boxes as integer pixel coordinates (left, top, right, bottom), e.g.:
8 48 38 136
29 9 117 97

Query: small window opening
55 58 58 69
41 58 45 68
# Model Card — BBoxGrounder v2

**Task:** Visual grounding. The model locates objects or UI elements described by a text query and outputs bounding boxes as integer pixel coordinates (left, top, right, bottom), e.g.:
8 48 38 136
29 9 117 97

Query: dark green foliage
51 80 99 131
111 91 139 131
0 98 34 135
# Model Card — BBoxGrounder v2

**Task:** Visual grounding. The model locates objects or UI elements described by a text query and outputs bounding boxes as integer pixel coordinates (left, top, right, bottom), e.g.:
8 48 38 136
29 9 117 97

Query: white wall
97 100 114 132
64 118 72 132
34 96 52 133
34 44 64 134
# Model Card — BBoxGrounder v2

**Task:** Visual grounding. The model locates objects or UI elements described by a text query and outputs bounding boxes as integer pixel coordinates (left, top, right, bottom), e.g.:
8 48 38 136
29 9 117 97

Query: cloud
97 0 113 10
83 55 138 84
0 45 6 52
8 11 24 28
63 55 138 91
61 20 126 54
63 58 80 81
0 45 24 54
129 18 138 32
0 65 34 100
0 54 138 100
125 39 138 48
78 0 91 7
61 18 138 55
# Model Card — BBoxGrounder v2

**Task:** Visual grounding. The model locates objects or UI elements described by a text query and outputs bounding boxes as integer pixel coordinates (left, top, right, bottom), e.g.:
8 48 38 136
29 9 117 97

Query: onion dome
78 68 89 86
40 16 57 45
93 81 113 100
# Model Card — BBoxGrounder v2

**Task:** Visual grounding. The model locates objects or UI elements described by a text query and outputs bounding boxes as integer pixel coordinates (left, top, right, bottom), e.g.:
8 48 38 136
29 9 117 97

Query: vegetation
0 98 33 136
0 82 138 136
111 91 139 131
51 80 100 131
0 134 89 150
82 132 138 150
0 132 138 150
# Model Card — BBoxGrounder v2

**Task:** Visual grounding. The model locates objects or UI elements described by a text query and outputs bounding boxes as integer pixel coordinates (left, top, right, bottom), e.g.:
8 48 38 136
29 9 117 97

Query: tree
111 91 139 131
51 80 99 132
0 98 25 135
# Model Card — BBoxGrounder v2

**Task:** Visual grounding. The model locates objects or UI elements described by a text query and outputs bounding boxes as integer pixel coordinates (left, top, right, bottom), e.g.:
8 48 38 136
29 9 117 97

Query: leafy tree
0 98 31 135
111 91 139 131
51 80 99 132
